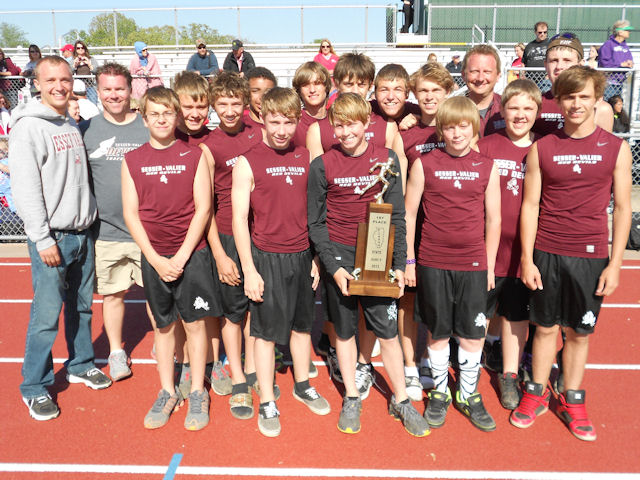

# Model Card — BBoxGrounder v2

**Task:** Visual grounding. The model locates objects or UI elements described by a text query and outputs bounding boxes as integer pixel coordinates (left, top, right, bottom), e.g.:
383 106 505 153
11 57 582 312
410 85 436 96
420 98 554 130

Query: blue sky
4 1 402 48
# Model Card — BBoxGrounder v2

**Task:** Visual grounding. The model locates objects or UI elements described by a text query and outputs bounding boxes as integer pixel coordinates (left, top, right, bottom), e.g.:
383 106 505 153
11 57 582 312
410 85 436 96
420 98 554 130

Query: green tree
179 23 234 45
133 25 178 46
0 22 29 48
70 12 139 47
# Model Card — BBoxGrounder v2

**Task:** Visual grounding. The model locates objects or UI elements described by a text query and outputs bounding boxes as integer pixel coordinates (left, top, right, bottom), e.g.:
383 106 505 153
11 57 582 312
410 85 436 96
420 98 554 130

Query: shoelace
86 368 101 377
35 394 52 405
262 402 279 419
303 387 320 400
189 392 203 414
517 392 543 416
151 391 171 412
565 400 589 421
355 365 372 387
343 398 360 414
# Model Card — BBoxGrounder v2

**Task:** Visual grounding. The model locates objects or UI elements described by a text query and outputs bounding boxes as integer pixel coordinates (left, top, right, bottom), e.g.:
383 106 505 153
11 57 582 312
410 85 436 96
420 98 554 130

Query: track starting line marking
0 463 639 479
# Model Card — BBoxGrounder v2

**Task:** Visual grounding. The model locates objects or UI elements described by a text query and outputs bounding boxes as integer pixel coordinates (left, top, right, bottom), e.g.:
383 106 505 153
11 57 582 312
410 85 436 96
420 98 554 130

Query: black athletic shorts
529 249 608 335
323 242 398 340
486 276 530 322
249 245 314 345
142 245 223 329
213 233 249 324
415 264 488 340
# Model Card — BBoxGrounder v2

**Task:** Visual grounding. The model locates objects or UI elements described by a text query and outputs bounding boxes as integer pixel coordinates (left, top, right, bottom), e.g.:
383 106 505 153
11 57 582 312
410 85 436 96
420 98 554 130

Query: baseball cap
73 79 86 95
547 33 584 60
232 39 243 51
195 38 206 48
60 44 74 53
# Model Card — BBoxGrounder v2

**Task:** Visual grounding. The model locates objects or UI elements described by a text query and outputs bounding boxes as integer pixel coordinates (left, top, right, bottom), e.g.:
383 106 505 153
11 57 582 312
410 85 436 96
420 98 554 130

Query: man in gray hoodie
9 56 112 421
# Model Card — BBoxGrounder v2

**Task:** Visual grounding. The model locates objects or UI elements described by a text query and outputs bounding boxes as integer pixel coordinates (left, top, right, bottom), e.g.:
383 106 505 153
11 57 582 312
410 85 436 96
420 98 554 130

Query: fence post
51 10 57 49
113 11 118 48
365 6 369 44
427 3 432 42
555 5 561 35
622 3 627 21
301 6 304 44
174 8 179 46
237 7 241 39
492 4 497 42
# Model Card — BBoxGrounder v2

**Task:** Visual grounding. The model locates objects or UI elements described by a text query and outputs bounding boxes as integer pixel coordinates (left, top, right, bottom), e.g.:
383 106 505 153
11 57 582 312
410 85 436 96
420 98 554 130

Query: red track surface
1 259 640 479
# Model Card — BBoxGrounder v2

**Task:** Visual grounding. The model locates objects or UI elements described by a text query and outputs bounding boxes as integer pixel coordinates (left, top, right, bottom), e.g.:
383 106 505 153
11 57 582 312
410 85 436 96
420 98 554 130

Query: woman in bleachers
72 40 99 104
129 41 163 99
0 49 21 109
313 39 339 77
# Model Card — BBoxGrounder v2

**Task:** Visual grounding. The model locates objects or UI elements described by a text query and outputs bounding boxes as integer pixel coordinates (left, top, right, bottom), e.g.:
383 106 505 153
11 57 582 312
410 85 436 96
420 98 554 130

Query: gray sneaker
337 396 362 434
424 388 452 428
389 395 431 437
208 361 232 396
23 393 60 421
355 362 374 400
184 389 210 431
405 375 423 401
258 401 281 437
293 386 331 415
144 389 182 429
108 350 132 382
67 367 112 390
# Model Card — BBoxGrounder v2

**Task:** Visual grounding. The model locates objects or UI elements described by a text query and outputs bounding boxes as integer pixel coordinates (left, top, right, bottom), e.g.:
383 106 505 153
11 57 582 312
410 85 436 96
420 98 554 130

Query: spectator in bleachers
313 39 340 77
523 22 550 68
223 40 255 78
0 48 21 108
186 38 220 77
598 20 634 100
586 45 599 69
21 45 41 96
507 43 525 82
400 0 414 34
72 79 100 120
427 53 438 63
609 95 630 134
60 44 74 66
445 55 462 74
0 137 18 235
130 41 163 100
0 93 11 134
67 96 81 124
73 41 99 104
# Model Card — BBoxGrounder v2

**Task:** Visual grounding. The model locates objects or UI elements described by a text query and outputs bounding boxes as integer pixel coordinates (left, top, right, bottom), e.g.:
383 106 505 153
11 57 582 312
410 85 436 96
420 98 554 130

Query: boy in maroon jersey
243 67 277 130
122 87 222 431
477 79 541 409
292 61 331 148
232 87 330 437
512 66 631 441
370 63 420 126
405 96 501 432
199 71 262 419
308 93 430 437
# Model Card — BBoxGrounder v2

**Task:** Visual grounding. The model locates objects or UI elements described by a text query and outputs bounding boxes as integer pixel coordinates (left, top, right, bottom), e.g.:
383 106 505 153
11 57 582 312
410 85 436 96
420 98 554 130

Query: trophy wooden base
348 280 401 299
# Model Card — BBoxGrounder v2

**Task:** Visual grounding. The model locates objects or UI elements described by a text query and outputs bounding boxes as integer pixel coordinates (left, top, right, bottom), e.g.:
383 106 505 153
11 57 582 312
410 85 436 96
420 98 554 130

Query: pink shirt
313 53 339 71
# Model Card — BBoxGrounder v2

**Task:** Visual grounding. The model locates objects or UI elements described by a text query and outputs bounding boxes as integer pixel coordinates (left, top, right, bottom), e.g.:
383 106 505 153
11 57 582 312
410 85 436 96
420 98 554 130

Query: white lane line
0 464 639 479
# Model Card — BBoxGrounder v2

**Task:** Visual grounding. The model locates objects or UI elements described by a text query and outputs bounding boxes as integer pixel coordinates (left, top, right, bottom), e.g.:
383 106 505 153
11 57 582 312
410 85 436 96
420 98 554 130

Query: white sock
419 356 430 368
458 346 482 401
404 365 419 378
110 348 124 356
427 344 450 394
485 334 500 345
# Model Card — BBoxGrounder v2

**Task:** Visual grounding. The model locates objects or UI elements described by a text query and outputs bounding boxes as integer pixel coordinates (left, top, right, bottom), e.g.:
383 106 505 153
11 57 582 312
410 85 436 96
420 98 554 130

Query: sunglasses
198 45 206 49
75 46 85 50
321 45 330 48
537 30 548 34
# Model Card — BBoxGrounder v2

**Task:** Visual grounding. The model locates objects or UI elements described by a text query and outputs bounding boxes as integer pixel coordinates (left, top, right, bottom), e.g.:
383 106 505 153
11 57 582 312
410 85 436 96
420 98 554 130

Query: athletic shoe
144 389 182 429
355 362 374 400
176 363 192 400
23 393 59 421
250 379 281 401
405 375 423 402
258 401 281 437
207 361 232 396
557 390 596 441
499 372 521 410
389 395 430 437
327 347 343 383
482 339 503 373
229 392 254 420
309 360 319 379
455 391 496 432
519 352 533 383
510 381 550 429
184 389 210 431
108 350 132 382
419 360 435 390
316 333 330 357
371 338 381 358
337 396 362 434
67 367 112 390
424 388 451 428
293 386 331 415
553 349 565 395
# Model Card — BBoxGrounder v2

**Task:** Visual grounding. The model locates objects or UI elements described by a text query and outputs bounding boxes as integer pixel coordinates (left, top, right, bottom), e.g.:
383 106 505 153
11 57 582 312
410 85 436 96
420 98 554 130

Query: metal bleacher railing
1 66 640 240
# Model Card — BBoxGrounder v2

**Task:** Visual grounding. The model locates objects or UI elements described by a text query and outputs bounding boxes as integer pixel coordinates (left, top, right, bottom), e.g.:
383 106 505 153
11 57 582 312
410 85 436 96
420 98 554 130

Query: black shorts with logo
213 233 249 324
529 249 608 335
486 276 530 322
415 264 488 341
142 245 223 329
249 246 314 345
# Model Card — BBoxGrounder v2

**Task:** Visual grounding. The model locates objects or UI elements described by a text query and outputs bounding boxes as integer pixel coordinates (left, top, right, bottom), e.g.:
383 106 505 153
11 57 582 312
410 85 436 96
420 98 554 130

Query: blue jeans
20 230 96 399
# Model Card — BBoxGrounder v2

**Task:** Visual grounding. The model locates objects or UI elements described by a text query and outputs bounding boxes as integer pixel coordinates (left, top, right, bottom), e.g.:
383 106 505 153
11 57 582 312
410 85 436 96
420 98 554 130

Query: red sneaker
557 390 596 441
510 381 550 428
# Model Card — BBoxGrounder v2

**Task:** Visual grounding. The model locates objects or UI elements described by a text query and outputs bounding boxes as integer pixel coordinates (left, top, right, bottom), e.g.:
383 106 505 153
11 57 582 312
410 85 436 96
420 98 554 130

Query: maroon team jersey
126 140 207 256
478 92 505 137
175 127 210 147
317 111 388 153
370 99 421 125
293 109 322 148
203 124 262 236
245 142 310 253
533 90 564 137
242 111 263 131
535 127 622 258
478 131 532 277
322 143 394 246
418 148 493 270
400 123 444 169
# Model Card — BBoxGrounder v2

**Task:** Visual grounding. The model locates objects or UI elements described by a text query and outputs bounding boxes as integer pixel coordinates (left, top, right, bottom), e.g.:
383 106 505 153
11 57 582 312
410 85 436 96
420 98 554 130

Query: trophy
348 157 401 298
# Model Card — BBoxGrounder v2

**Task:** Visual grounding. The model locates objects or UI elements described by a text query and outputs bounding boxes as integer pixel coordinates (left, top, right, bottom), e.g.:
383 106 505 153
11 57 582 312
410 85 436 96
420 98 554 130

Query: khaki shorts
95 240 143 295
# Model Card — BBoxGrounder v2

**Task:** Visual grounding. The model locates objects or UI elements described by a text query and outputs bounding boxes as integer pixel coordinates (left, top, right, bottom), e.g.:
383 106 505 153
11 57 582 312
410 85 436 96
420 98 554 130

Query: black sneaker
23 393 60 421
419 361 435 390
355 362 374 400
67 367 112 390
482 339 503 373
389 395 430 437
455 391 496 432
499 372 521 410
424 388 452 428
338 396 362 434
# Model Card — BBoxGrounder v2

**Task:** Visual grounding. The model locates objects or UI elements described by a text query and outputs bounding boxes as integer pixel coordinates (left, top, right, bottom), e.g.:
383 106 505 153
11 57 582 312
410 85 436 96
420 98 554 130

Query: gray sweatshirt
9 100 97 251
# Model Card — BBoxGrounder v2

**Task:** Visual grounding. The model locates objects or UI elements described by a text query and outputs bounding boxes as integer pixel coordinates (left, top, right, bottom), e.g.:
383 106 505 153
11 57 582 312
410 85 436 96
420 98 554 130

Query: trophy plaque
348 157 401 298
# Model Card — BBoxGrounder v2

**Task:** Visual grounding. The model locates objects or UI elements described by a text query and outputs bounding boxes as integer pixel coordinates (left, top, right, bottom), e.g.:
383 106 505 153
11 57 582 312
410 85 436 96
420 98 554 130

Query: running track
1 259 640 480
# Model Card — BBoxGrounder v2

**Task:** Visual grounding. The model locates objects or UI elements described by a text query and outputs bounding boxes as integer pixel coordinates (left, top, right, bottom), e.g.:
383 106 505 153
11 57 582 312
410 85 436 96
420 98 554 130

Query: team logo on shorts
581 311 596 327
193 296 210 311
387 301 398 321
474 312 487 328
